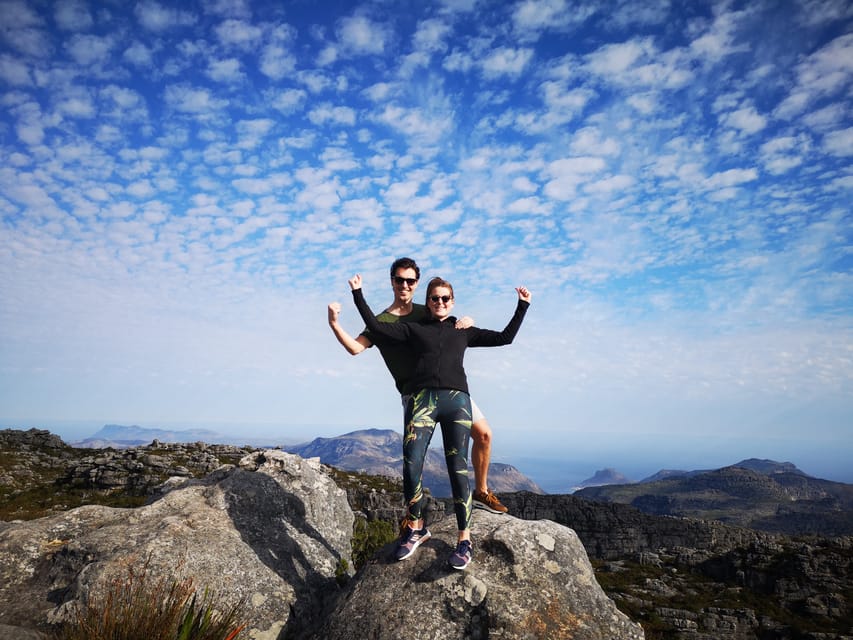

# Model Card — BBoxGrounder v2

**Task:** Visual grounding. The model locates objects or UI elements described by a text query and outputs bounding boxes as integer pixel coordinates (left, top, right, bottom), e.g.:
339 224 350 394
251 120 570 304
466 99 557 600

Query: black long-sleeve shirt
352 288 529 395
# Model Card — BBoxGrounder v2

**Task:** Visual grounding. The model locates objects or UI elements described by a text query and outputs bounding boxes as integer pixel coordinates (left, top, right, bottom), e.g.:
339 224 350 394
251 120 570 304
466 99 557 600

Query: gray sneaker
395 524 431 561
448 540 473 570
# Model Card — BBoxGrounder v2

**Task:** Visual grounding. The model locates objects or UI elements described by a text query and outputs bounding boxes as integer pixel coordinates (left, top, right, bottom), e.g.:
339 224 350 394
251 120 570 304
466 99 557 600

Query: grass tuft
56 557 246 640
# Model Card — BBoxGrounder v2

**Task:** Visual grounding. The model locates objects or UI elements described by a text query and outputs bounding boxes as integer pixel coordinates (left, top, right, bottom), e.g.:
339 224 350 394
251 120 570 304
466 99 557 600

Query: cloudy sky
1 0 851 487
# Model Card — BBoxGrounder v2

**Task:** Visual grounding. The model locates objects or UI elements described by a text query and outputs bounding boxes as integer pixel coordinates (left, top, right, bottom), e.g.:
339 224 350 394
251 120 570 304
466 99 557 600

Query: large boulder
0 450 353 640
314 510 644 640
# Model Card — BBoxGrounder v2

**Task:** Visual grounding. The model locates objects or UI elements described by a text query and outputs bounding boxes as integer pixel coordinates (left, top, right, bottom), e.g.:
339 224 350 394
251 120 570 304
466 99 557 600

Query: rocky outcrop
60 440 254 495
501 491 776 560
499 492 853 639
0 450 353 640
5 428 849 639
316 511 644 640
0 446 642 640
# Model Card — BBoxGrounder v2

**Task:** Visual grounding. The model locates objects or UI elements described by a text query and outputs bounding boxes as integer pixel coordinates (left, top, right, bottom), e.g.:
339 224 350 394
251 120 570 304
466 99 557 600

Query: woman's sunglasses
429 295 452 303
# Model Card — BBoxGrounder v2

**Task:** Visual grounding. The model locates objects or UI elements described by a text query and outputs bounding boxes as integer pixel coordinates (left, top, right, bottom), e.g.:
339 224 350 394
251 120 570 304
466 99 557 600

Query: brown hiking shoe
473 489 508 514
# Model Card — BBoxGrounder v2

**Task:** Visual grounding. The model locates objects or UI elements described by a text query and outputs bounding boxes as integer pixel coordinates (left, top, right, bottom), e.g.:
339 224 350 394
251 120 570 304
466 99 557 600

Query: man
327 256 508 514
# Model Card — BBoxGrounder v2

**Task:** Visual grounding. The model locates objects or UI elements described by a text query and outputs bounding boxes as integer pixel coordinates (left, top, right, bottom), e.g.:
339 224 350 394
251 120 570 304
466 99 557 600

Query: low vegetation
55 558 246 640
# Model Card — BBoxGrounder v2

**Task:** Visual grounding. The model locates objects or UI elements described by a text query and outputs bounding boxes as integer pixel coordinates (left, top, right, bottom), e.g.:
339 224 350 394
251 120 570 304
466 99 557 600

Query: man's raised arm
327 301 372 355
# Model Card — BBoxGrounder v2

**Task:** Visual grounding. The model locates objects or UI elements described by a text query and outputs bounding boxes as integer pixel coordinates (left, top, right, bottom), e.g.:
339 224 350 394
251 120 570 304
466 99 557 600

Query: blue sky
1 0 851 488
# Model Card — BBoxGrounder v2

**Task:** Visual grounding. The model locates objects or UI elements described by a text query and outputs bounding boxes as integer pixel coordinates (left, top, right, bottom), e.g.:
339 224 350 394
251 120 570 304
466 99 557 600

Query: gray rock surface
315 511 644 640
0 449 353 640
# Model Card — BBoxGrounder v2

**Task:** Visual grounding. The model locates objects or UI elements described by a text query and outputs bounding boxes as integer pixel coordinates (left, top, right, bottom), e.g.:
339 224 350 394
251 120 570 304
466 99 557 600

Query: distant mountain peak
285 428 543 497
579 468 632 488
732 458 808 476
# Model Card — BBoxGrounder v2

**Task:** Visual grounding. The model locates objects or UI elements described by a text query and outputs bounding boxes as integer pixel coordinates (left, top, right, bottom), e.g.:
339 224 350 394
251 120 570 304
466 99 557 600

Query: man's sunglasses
393 276 418 286
429 295 452 303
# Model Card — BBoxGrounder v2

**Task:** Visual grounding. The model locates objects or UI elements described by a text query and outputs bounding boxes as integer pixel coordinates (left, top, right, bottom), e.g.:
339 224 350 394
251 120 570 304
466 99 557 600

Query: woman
349 273 531 570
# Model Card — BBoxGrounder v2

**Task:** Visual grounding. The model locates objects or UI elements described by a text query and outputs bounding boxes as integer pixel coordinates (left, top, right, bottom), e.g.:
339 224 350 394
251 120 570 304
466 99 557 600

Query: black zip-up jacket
352 288 529 396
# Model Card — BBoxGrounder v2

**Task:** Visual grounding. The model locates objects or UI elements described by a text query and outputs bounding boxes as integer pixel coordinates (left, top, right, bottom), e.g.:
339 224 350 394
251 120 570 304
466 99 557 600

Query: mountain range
282 428 543 498
576 462 853 536
67 425 853 537
72 423 285 449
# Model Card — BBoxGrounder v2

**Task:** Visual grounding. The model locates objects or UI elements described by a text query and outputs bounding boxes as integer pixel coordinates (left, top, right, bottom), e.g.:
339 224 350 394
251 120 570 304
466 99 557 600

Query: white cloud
721 106 767 135
270 88 307 113
127 179 156 198
56 86 97 118
164 84 229 114
507 196 550 215
100 85 148 120
512 176 538 193
569 127 620 156
626 92 658 115
214 18 263 49
308 104 357 126
134 1 196 31
102 200 137 219
442 48 475 73
54 0 94 31
317 44 338 66
260 43 296 79
413 18 451 54
337 15 388 55
775 33 853 119
65 34 115 66
704 167 758 189
206 58 245 83
512 0 595 37
688 8 750 61
803 102 848 131
822 127 853 157
298 70 333 93
0 54 31 85
0 0 42 29
374 104 451 144
586 38 649 75
543 156 606 200
123 42 154 68
584 174 635 195
341 197 383 229
759 134 810 175
481 46 534 78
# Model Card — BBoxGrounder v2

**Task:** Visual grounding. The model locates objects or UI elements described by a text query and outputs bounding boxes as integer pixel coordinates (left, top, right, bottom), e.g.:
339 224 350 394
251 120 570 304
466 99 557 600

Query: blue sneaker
395 522 431 561
448 540 472 570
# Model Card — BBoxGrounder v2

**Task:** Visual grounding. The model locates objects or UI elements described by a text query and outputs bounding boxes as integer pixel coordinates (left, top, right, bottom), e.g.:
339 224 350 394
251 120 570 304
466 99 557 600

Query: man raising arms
327 257 508 514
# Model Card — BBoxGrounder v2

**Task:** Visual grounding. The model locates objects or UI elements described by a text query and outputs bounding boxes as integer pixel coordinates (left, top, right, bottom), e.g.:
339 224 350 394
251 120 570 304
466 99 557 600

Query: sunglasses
393 276 418 286
429 295 452 303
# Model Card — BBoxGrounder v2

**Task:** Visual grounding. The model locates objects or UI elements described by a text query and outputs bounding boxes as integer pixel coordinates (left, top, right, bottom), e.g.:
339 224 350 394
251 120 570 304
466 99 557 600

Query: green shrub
56 558 246 640
351 517 397 569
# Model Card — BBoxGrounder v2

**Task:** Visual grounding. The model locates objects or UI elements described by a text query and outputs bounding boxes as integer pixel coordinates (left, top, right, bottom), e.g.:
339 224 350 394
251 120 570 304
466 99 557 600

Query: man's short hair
390 257 420 280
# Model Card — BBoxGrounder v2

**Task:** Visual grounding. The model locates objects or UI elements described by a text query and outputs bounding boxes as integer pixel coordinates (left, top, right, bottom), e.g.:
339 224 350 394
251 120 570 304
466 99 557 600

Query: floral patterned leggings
402 388 473 532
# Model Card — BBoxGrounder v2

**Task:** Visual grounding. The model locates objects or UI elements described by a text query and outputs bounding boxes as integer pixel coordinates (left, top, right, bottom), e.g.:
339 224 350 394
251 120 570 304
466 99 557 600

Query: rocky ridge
500 492 853 639
2 428 852 639
0 430 641 640
575 465 853 536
